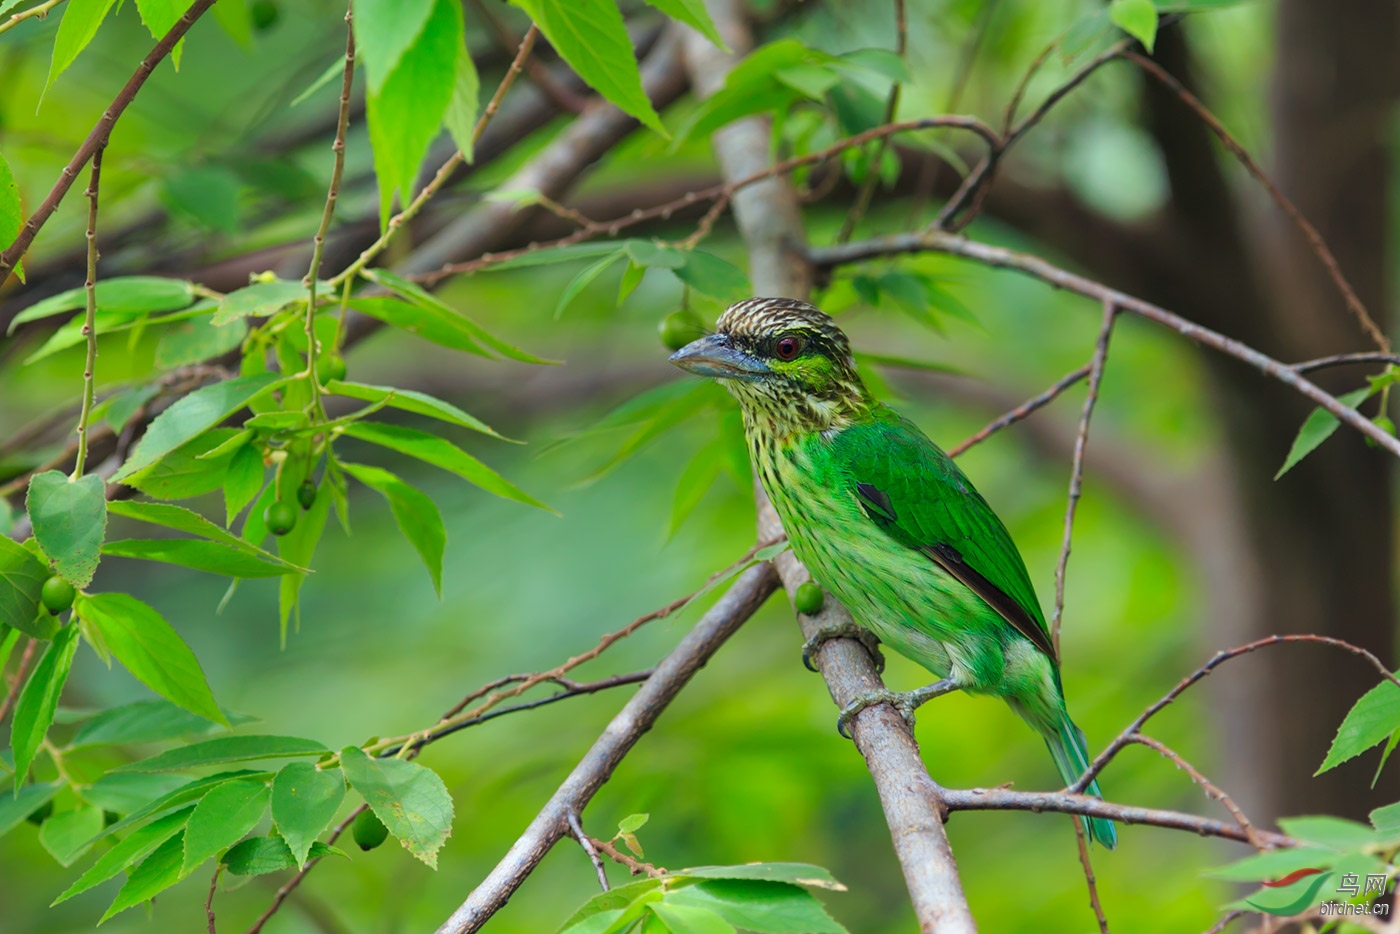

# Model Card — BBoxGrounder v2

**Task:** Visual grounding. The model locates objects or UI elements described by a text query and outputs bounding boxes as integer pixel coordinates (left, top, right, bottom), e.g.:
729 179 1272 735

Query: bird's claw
835 679 958 739
801 622 884 673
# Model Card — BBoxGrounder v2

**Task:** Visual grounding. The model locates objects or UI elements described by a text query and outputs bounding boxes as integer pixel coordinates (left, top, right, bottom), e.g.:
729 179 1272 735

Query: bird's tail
1044 713 1118 850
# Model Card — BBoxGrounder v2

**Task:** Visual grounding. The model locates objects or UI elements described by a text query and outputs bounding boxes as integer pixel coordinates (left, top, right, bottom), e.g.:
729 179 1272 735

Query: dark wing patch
854 483 897 523
922 544 1059 662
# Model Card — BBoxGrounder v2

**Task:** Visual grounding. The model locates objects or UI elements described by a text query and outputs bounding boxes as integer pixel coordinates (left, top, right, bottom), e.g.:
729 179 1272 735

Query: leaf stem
72 148 104 480
0 0 66 39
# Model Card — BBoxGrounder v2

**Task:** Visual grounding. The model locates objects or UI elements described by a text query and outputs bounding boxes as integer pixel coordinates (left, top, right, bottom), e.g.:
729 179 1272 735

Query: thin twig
566 812 610 891
1051 301 1116 653
806 230 1400 457
589 835 667 879
0 0 65 39
946 364 1093 458
302 10 355 411
1072 816 1110 934
1125 50 1389 352
0 638 35 723
1203 910 1249 934
1290 352 1400 374
0 0 221 280
71 148 103 478
206 865 221 934
835 0 905 244
330 24 541 289
1128 734 1264 850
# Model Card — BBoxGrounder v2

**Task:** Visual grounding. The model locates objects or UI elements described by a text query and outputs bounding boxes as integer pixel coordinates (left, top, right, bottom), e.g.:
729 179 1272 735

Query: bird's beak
669 333 770 381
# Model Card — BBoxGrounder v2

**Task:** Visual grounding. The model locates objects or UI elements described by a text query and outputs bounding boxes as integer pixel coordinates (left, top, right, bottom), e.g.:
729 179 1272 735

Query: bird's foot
836 678 959 739
801 622 884 673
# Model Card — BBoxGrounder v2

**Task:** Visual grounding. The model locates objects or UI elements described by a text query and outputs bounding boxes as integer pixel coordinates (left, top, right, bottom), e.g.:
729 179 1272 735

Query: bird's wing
830 413 1057 663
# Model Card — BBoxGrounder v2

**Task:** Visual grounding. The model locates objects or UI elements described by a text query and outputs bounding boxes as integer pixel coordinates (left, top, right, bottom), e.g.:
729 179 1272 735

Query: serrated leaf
1204 846 1338 882
642 0 725 48
107 500 294 569
106 384 161 434
134 0 186 68
114 374 288 482
102 539 294 578
366 0 461 226
39 805 106 866
100 830 185 922
1277 815 1379 851
9 276 195 332
0 534 49 638
444 39 481 161
26 470 107 589
10 625 79 791
339 746 453 868
115 735 327 774
667 880 848 934
222 835 345 875
341 463 446 595
181 779 270 873
70 699 222 749
353 0 436 93
75 593 226 726
650 903 737 934
558 879 665 934
681 863 847 891
363 268 554 363
0 150 24 283
1110 0 1159 51
511 0 665 135
45 0 120 94
556 251 625 318
1276 388 1372 478
53 806 192 905
672 250 750 302
154 314 247 368
271 762 345 868
213 278 307 326
82 771 268 853
1317 680 1400 774
618 813 650 834
125 427 245 500
325 380 510 440
342 421 553 512
1371 801 1400 838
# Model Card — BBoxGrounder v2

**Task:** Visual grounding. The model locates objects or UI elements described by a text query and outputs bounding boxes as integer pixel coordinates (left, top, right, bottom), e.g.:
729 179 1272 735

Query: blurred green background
2 0 1385 931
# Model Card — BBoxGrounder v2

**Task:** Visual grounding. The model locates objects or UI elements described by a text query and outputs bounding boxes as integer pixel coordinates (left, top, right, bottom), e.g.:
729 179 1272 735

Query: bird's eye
774 335 803 360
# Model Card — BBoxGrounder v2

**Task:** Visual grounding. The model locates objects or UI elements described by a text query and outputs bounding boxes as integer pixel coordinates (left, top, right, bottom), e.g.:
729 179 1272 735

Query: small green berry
250 0 278 30
40 576 76 615
795 581 824 615
103 810 120 827
296 479 317 510
25 800 53 826
315 353 347 387
659 311 705 351
1366 415 1396 449
264 501 298 536
353 809 389 851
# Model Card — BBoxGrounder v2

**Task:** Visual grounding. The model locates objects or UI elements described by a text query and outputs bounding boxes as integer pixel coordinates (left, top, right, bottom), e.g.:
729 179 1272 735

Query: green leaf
618 813 650 834
339 746 453 868
134 0 186 67
353 0 436 93
650 903 735 934
510 0 665 135
102 539 295 578
75 592 226 726
39 804 106 866
556 250 625 318
579 381 726 484
213 278 308 326
9 276 195 332
365 0 461 226
106 500 296 569
82 773 187 815
1109 0 1159 51
154 314 247 369
100 830 186 922
161 165 240 231
342 421 553 512
0 150 24 283
642 0 726 48
1276 388 1372 479
1204 845 1339 882
26 470 107 588
444 39 481 161
363 268 555 363
348 296 496 357
672 251 750 302
1276 815 1379 851
83 771 269 848
181 779 270 873
115 735 327 773
1371 801 1400 838
222 835 344 875
114 373 287 482
211 0 252 48
45 0 120 93
681 863 847 891
125 427 245 500
0 534 49 638
0 781 60 838
325 380 510 440
274 476 331 643
618 260 646 305
106 384 161 433
1317 680 1400 773
667 880 848 934
10 625 79 791
54 806 192 905
225 444 266 525
271 762 346 867
558 879 666 934
341 463 447 595
70 699 222 749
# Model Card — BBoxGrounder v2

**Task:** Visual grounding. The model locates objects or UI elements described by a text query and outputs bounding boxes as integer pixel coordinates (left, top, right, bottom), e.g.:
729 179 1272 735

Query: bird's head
668 297 871 435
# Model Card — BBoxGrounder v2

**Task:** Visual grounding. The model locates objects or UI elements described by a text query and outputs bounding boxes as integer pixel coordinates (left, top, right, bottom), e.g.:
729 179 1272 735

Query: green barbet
670 297 1116 849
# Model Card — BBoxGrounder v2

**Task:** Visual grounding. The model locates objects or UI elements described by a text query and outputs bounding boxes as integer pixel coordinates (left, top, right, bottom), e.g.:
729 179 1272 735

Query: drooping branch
0 0 222 281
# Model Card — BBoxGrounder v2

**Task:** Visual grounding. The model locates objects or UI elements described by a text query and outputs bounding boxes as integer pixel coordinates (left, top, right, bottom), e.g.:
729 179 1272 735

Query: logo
1244 870 1392 918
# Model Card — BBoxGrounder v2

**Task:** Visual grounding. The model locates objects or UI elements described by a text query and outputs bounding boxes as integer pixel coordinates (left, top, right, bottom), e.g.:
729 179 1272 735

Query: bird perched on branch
669 297 1116 849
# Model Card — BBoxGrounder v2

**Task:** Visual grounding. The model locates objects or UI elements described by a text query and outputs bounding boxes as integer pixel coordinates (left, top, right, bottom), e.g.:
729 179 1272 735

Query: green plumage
670 297 1116 849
